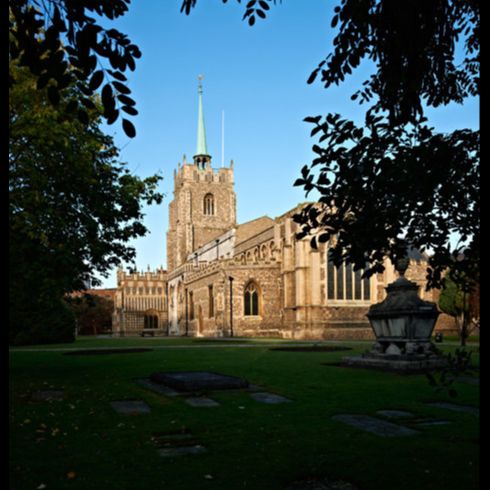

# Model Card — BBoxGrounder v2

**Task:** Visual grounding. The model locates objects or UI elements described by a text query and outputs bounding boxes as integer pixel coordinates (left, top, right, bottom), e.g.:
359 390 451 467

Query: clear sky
96 0 479 288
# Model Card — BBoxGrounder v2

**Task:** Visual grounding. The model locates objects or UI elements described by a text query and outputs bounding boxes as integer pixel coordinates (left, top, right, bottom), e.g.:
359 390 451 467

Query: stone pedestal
342 258 447 373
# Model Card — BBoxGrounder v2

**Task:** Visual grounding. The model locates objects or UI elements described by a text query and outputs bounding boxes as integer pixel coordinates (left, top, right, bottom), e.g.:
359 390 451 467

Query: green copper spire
196 75 209 157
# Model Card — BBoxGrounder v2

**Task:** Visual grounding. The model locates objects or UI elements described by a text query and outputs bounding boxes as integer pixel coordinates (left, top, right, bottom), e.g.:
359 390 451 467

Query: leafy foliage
180 0 277 26
66 294 114 335
294 1 480 290
308 0 480 126
439 272 479 345
426 348 476 398
9 0 141 137
9 290 76 346
292 114 479 289
9 61 163 344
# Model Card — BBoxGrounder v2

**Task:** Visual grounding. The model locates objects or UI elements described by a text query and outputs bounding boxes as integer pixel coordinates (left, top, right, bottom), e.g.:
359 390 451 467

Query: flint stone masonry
110 400 151 415
332 414 419 437
149 371 249 392
250 392 292 404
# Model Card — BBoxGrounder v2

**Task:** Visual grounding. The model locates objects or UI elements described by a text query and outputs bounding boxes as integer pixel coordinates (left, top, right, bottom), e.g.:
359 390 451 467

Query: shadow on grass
64 348 154 355
270 346 352 353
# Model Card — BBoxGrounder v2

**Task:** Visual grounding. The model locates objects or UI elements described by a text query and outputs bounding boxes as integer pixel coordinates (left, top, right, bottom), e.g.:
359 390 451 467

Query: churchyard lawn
10 337 479 490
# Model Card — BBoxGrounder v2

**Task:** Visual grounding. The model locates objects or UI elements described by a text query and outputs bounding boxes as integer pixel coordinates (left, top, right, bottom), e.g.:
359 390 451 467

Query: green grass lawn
9 338 479 490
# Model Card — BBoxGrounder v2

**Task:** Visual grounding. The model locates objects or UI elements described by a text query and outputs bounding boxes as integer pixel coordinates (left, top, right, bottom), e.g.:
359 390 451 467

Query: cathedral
112 81 447 339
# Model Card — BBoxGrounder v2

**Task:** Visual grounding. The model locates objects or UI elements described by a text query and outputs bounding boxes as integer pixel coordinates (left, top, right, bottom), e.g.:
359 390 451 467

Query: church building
112 80 447 339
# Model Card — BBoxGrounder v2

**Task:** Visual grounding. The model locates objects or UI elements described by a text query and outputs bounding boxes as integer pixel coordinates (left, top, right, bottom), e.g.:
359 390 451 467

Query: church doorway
143 310 159 331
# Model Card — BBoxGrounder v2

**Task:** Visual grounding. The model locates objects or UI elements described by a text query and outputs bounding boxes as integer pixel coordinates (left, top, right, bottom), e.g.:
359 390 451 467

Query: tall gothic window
203 193 215 215
326 250 371 301
244 281 260 316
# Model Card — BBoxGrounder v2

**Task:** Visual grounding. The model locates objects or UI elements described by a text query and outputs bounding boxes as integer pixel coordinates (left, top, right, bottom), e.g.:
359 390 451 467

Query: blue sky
97 0 479 288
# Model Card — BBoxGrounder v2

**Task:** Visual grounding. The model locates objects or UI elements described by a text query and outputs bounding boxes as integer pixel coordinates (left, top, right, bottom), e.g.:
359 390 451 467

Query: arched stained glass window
244 282 259 316
203 193 215 215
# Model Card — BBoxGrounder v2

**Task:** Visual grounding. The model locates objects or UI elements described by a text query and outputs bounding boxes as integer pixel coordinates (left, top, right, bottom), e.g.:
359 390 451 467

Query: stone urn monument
342 257 447 372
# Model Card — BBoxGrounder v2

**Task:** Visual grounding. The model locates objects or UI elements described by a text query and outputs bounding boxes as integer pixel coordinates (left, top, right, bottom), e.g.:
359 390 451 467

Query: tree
67 294 114 335
439 272 479 346
9 0 140 137
9 60 162 344
293 0 479 291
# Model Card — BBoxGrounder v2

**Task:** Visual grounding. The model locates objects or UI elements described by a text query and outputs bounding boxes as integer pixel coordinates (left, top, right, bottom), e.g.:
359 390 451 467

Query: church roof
235 216 274 246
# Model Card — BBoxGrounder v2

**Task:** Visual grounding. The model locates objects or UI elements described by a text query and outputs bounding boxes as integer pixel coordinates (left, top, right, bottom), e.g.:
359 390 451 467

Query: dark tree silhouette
9 0 141 137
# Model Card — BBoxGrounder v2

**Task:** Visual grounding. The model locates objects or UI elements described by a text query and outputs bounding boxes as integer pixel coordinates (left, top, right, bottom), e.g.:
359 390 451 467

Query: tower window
203 193 215 215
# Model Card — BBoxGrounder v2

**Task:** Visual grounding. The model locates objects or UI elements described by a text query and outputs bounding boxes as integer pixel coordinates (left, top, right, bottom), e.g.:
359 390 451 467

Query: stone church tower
166 78 236 272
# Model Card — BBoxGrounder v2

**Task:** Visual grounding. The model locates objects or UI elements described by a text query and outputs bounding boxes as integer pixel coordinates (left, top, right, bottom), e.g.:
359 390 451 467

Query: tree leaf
89 70 104 91
122 118 136 138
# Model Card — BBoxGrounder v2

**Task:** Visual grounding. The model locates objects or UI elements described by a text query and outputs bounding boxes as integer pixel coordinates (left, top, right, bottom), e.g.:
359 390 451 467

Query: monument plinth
342 258 447 372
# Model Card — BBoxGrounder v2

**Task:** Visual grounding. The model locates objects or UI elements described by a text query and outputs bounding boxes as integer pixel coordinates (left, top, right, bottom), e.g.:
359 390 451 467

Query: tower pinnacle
194 75 210 168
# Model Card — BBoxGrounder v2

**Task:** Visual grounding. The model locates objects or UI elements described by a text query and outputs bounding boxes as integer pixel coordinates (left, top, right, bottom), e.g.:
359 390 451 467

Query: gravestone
426 402 479 417
185 396 220 407
31 390 64 401
110 400 151 415
149 371 249 392
376 410 414 418
332 414 419 437
250 392 292 404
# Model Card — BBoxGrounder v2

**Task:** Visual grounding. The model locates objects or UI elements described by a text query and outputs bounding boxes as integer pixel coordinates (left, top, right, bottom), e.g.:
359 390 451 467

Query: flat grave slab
110 400 151 415
426 402 479 417
250 392 291 404
31 390 64 401
284 476 359 490
158 445 207 458
149 371 249 392
332 414 419 437
376 410 414 418
184 396 220 407
414 419 450 427
458 376 480 386
135 378 180 397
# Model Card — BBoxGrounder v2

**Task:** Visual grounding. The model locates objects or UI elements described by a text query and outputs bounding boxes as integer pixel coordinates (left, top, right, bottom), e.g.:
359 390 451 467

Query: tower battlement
174 159 234 188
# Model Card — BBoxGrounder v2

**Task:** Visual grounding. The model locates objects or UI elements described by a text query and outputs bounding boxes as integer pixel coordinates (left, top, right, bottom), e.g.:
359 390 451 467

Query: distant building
71 288 117 302
112 80 454 338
